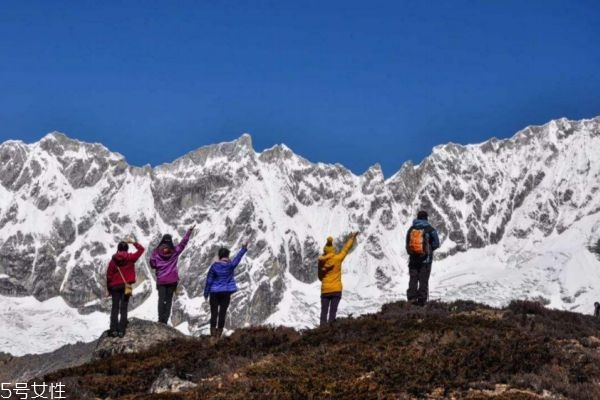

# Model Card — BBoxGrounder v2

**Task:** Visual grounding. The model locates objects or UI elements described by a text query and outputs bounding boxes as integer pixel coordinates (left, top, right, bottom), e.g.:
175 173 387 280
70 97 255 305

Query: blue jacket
406 219 440 265
203 247 247 298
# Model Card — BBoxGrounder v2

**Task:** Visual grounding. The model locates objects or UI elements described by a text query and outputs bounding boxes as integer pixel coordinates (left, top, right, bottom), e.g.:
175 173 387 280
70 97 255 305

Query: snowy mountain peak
39 131 124 160
2 116 600 356
163 134 257 170
362 163 384 181
237 132 253 149
259 143 311 170
41 131 70 142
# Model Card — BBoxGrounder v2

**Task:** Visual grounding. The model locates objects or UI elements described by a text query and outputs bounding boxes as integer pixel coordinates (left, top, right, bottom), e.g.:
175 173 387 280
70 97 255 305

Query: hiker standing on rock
406 210 440 306
150 226 195 324
318 232 358 326
203 243 249 339
106 238 145 337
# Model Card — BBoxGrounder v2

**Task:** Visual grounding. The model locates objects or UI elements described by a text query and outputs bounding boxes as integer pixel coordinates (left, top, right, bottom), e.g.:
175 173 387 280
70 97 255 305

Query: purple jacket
150 230 192 285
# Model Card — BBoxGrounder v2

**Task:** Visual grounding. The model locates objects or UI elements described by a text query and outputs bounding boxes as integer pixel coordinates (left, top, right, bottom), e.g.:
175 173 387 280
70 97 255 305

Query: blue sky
1 1 599 176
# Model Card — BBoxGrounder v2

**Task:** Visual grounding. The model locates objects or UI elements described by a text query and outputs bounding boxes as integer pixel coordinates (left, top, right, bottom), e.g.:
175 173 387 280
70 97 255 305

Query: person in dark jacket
106 238 145 337
203 243 248 339
594 302 600 318
405 210 440 306
150 226 195 324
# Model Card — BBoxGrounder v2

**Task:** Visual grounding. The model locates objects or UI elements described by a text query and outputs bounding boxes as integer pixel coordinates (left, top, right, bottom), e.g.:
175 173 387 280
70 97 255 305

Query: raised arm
228 245 248 268
175 227 194 254
126 242 145 262
337 232 357 261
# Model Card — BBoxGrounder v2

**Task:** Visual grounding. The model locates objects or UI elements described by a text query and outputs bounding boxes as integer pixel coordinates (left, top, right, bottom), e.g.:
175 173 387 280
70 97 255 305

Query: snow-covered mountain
1 116 600 356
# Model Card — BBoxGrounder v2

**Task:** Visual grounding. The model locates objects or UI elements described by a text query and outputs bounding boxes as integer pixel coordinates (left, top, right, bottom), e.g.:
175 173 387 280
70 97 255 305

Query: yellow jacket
318 237 355 294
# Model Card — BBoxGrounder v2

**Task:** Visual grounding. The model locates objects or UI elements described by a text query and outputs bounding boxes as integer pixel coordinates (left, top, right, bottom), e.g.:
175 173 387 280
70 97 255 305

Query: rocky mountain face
0 341 95 384
1 117 600 343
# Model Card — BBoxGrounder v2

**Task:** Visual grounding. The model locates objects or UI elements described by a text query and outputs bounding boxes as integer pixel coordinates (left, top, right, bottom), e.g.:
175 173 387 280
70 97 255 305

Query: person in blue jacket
406 210 440 306
204 242 249 339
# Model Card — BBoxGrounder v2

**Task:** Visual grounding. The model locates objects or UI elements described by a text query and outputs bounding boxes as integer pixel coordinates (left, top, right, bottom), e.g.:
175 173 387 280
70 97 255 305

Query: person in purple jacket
203 242 249 339
150 225 195 324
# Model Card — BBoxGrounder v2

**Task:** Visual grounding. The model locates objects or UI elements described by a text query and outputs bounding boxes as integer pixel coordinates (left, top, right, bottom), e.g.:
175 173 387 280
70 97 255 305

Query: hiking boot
208 327 217 344
108 330 119 338
215 328 223 340
118 331 125 338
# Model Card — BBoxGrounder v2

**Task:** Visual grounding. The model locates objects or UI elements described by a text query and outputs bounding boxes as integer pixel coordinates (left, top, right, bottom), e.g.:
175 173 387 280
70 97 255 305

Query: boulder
149 368 198 394
92 318 185 360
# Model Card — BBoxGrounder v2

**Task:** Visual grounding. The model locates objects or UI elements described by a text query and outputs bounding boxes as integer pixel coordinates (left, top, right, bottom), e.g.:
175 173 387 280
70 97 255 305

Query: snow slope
1 117 599 356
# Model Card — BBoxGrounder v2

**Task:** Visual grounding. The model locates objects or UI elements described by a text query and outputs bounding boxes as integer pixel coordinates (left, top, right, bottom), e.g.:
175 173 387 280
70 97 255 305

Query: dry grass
40 300 600 399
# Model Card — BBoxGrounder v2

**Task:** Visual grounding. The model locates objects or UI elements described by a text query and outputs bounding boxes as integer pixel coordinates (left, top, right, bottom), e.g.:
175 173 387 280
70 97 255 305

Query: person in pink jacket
150 225 195 324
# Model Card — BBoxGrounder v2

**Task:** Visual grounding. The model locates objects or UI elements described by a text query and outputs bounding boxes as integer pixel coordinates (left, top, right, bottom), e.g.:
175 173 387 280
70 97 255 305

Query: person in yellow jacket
318 231 358 326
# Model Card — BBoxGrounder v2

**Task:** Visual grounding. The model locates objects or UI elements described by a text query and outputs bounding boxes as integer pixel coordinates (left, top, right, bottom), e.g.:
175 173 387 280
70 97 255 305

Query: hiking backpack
407 226 433 257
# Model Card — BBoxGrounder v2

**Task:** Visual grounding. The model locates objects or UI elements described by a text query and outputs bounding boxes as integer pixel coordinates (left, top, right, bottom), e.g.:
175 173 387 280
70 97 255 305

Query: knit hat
323 236 335 254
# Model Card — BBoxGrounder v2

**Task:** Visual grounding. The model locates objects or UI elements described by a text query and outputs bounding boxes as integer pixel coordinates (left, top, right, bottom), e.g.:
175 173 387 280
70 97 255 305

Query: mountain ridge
1 115 600 356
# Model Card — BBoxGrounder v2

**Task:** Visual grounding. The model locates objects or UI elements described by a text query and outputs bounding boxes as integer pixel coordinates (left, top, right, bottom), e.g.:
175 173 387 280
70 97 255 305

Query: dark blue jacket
203 247 247 298
406 219 440 265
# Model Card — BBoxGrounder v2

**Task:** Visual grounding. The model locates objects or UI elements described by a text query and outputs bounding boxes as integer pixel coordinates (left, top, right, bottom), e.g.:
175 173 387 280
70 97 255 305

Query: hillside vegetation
43 300 600 399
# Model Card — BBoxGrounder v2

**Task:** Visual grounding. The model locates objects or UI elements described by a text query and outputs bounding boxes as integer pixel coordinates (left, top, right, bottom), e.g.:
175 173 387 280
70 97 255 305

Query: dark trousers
320 292 342 326
109 285 130 333
209 292 232 329
157 283 178 324
407 263 432 305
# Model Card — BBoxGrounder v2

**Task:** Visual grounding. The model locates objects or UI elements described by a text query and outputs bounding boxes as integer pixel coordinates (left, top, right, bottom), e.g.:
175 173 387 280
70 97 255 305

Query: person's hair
117 242 129 252
158 234 175 249
417 210 428 220
218 247 230 259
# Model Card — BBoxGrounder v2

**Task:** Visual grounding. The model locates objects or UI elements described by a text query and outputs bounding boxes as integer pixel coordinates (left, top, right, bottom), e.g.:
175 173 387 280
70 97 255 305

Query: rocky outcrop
92 318 186 360
0 319 188 384
149 368 198 394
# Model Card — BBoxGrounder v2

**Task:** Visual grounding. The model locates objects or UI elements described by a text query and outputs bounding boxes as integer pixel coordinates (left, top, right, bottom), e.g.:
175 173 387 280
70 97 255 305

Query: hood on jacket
412 218 431 229
319 252 335 263
112 251 129 266
156 244 175 260
323 245 335 255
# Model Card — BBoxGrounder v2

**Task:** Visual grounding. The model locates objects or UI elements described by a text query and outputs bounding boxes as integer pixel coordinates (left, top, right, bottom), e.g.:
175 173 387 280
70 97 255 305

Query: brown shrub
36 301 600 399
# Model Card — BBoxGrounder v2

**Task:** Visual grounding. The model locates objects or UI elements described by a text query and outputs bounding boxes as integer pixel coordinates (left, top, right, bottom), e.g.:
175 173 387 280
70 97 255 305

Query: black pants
109 285 130 333
157 283 178 324
209 292 232 329
320 292 342 326
407 263 432 305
